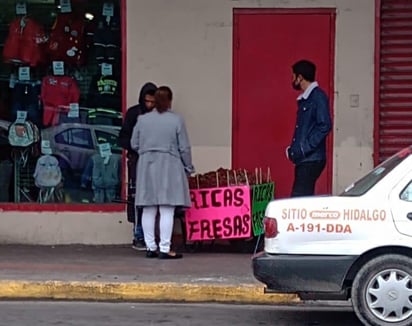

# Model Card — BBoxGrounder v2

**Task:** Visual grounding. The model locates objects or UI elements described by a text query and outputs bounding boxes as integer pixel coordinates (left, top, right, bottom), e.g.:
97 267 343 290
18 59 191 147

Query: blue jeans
133 206 144 241
11 82 42 128
93 187 116 203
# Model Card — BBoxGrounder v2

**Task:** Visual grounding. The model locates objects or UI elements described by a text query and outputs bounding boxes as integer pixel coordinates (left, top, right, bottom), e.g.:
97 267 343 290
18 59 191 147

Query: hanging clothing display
3 16 48 67
40 75 81 127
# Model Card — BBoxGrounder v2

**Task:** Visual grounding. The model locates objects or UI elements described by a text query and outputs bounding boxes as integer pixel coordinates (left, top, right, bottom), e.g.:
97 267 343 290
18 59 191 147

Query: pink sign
185 186 251 241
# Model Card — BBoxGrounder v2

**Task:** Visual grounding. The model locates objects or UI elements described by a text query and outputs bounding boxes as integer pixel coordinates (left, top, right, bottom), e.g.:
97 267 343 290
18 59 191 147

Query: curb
0 281 299 304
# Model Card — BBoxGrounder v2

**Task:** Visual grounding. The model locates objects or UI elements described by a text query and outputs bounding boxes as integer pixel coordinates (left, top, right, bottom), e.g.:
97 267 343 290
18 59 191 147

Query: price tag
16 110 27 124
16 2 27 15
52 61 65 75
99 143 112 163
102 2 114 16
101 63 113 76
41 140 52 155
9 73 17 89
18 67 30 81
60 0 72 13
68 103 79 118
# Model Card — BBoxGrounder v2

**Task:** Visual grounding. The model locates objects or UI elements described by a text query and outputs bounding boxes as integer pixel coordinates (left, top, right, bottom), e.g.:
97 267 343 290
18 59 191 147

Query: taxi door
389 169 412 237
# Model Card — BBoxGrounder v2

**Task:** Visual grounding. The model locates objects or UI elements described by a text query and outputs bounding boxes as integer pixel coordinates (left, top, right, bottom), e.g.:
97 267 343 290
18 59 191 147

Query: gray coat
130 109 194 207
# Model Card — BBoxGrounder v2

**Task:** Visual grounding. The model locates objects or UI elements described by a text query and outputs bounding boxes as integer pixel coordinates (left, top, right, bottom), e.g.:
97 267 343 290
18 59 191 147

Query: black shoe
146 250 158 258
132 239 146 251
158 251 183 259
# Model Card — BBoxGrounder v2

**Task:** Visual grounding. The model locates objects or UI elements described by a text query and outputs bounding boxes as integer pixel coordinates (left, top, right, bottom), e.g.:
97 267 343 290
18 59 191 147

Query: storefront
0 0 382 244
374 0 412 164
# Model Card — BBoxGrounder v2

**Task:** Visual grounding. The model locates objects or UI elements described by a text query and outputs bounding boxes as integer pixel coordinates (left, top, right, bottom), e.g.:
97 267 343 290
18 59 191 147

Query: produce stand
186 167 275 252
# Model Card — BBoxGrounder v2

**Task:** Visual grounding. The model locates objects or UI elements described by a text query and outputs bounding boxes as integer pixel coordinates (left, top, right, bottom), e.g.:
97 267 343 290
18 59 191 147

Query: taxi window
400 181 412 202
341 150 410 196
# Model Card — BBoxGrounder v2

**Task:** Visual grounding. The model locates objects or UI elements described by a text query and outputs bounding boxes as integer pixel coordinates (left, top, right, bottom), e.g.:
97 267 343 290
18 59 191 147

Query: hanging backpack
8 120 40 148
33 154 62 188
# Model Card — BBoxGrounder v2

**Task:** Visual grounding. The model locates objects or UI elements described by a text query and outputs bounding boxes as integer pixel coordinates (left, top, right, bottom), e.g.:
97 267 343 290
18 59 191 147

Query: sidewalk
0 244 299 304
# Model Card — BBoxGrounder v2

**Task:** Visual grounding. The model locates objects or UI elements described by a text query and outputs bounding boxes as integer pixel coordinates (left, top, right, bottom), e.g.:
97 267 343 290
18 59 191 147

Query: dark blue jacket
288 86 332 165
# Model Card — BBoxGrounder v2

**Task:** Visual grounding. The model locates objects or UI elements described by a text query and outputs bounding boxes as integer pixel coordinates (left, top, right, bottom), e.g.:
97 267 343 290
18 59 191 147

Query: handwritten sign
251 183 275 236
185 186 251 241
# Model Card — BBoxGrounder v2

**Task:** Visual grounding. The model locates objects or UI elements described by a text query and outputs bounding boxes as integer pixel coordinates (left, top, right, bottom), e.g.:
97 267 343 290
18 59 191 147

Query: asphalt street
0 301 362 326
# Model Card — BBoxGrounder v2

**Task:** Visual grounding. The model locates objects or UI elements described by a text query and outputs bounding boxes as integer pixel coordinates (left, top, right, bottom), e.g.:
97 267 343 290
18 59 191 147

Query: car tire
351 254 412 326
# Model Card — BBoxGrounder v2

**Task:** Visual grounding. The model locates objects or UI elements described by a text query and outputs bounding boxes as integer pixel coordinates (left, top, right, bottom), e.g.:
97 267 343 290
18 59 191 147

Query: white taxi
252 146 412 326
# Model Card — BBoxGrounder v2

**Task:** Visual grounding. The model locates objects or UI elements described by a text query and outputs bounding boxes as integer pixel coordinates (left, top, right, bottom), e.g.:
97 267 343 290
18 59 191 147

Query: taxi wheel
351 254 412 326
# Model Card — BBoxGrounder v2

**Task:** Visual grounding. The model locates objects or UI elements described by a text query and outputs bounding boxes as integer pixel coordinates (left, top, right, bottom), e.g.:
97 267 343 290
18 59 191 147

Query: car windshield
340 147 412 196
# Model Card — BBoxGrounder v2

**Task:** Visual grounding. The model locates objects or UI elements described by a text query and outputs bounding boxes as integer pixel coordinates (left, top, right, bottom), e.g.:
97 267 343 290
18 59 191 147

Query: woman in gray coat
130 86 194 259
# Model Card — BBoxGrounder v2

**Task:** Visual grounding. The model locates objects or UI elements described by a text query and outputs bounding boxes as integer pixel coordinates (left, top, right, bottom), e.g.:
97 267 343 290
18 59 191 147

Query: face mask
291 78 302 91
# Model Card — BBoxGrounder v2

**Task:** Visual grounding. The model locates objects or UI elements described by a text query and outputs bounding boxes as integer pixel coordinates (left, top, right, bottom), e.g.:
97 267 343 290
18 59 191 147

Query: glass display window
0 0 125 210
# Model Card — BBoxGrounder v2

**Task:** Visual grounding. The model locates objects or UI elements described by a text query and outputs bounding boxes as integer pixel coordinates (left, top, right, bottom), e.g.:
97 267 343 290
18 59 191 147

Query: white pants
142 205 175 253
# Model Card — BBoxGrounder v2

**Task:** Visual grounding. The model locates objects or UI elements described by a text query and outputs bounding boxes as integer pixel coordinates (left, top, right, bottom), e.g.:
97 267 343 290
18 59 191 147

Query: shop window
0 0 124 208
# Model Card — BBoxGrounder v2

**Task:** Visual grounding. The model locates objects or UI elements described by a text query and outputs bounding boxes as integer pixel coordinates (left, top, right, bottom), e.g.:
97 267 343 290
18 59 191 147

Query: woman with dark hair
130 86 194 259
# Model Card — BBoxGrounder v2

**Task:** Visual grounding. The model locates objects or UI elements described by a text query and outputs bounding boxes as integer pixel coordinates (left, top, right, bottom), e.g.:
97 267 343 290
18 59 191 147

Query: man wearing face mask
286 60 332 197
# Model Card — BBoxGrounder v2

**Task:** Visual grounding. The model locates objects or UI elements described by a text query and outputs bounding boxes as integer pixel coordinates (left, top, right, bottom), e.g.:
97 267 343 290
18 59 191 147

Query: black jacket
118 82 157 152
